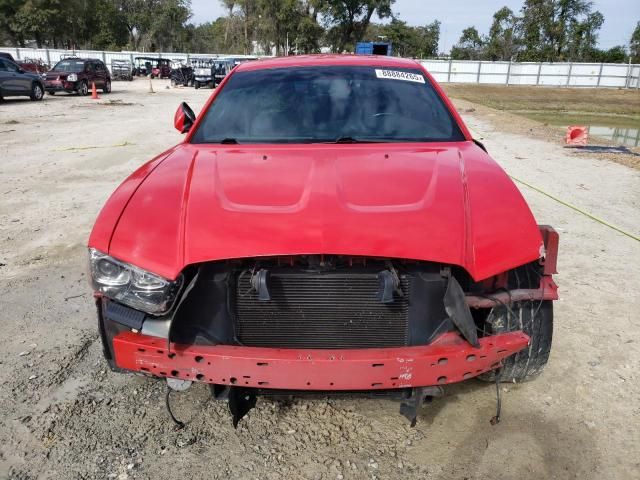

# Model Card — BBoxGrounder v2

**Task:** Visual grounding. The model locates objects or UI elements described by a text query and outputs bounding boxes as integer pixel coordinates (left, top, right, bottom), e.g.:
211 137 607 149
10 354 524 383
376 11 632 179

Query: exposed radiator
234 271 411 349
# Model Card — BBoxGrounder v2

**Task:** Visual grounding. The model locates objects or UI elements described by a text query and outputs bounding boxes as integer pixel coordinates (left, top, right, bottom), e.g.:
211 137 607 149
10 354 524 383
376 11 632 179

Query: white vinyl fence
2 46 639 88
421 59 640 88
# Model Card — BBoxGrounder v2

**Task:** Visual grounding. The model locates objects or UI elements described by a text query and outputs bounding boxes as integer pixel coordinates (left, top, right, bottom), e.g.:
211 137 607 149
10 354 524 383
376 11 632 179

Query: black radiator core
235 271 411 348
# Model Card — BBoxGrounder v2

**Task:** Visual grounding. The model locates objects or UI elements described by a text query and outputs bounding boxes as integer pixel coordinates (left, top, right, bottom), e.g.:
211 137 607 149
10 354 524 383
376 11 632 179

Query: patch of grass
443 84 640 122
521 112 639 129
3 119 20 125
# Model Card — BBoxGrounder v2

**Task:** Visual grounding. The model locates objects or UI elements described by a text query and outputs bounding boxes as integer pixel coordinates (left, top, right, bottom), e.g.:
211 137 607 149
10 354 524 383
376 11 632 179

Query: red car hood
89 141 543 281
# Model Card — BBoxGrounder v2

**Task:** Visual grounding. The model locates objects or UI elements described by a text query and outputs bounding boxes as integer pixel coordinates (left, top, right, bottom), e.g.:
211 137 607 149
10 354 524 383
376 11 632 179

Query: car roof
236 54 422 72
57 57 101 62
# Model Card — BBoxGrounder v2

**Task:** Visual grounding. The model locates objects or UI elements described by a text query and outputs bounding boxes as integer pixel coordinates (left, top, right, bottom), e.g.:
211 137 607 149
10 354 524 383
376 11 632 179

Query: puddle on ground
521 112 640 147
585 126 640 147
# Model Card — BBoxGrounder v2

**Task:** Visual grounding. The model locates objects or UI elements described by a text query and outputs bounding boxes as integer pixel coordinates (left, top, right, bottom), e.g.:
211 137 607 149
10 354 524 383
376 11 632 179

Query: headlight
89 249 182 315
67 73 78 81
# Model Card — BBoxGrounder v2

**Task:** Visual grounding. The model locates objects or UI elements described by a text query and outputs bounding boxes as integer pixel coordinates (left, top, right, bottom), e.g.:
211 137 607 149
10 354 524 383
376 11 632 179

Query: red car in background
88 55 558 426
44 57 111 96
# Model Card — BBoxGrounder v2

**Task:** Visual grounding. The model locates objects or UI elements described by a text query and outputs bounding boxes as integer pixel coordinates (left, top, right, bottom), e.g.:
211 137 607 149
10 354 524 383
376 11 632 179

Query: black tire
47 91 55 95
30 82 44 101
194 81 200 89
479 300 553 382
78 81 88 96
103 79 111 93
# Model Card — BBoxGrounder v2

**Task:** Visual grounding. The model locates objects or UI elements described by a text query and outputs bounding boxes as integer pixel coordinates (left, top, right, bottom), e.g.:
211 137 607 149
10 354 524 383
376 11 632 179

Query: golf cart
170 59 193 87
191 58 215 89
111 59 133 81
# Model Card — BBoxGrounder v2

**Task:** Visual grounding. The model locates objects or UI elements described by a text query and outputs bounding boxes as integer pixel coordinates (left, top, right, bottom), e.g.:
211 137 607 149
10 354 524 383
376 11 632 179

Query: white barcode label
375 69 425 83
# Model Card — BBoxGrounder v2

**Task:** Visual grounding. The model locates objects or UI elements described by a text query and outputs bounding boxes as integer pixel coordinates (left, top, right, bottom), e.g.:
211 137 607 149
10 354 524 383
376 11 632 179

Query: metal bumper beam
113 331 528 391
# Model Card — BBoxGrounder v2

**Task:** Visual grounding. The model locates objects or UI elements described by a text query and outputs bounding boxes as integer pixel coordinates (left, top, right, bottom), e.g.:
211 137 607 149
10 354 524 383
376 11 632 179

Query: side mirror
174 102 196 134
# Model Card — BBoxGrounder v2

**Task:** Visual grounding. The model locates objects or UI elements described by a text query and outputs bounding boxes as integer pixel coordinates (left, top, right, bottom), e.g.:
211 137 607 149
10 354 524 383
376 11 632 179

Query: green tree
518 0 604 61
591 45 627 63
257 0 303 55
0 0 26 46
450 26 484 60
321 0 395 53
296 14 324 53
486 6 519 60
566 10 603 61
629 21 640 63
367 19 439 58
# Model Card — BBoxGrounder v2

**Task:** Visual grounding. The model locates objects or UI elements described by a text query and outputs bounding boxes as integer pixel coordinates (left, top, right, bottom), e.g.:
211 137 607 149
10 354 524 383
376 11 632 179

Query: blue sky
190 0 640 52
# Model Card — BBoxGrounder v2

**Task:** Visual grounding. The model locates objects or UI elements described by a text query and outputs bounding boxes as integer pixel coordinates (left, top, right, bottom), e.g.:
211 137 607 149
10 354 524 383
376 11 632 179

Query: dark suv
44 57 111 96
0 57 45 101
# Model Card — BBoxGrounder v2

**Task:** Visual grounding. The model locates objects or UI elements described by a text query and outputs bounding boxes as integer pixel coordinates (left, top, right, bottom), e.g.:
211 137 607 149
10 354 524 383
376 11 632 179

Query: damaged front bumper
111 329 528 390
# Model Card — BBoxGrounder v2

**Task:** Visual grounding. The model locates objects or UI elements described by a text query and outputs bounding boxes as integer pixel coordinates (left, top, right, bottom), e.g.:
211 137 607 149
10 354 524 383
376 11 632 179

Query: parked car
0 52 16 62
44 57 111 95
18 58 49 76
0 57 45 101
110 59 133 81
88 55 558 427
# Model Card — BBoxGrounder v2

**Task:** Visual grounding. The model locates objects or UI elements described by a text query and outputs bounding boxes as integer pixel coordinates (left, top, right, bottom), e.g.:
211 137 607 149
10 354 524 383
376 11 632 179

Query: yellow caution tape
53 141 134 152
510 175 640 243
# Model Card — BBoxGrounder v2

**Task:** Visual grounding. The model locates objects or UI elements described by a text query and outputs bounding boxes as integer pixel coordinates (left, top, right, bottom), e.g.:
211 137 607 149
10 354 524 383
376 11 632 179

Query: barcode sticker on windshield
375 69 425 83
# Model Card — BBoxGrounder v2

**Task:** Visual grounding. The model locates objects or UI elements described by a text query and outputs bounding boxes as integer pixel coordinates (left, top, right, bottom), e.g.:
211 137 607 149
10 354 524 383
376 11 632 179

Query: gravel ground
1 79 639 479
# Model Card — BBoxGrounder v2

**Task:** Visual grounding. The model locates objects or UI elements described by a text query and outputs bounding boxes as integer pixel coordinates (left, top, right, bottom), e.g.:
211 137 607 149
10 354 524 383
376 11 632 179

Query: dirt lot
1 80 639 479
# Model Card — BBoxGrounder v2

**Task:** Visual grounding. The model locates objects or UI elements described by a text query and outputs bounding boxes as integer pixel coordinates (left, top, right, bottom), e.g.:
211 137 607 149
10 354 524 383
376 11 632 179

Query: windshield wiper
334 136 367 143
327 136 389 144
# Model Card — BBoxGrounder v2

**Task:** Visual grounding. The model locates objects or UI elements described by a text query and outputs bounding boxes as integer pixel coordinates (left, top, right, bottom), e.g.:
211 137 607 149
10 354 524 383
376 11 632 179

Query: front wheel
103 79 111 93
194 81 200 89
479 300 553 382
30 82 44 101
78 81 88 96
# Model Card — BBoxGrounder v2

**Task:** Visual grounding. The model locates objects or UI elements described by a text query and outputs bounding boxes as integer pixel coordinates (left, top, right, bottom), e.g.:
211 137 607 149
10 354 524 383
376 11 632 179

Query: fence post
476 61 482 83
45 48 50 66
566 62 573 87
15 48 20 60
536 62 542 85
596 62 604 87
624 59 631 88
505 60 512 85
102 51 106 63
447 58 452 82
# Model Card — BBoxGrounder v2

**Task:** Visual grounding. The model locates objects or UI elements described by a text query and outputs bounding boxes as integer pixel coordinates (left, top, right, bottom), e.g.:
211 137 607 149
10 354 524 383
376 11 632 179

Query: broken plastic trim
443 275 480 348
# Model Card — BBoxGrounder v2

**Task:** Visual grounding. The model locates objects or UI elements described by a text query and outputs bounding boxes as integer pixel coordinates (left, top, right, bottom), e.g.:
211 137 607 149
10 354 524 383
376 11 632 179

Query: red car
89 55 558 426
44 57 111 96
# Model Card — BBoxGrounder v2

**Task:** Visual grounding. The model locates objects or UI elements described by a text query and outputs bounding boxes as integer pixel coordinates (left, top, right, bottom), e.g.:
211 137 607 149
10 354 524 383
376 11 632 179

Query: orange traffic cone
91 82 99 100
566 125 588 145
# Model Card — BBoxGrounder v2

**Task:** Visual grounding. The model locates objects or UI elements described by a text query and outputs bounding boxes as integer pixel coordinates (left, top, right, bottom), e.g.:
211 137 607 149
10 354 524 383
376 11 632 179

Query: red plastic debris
566 126 588 145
